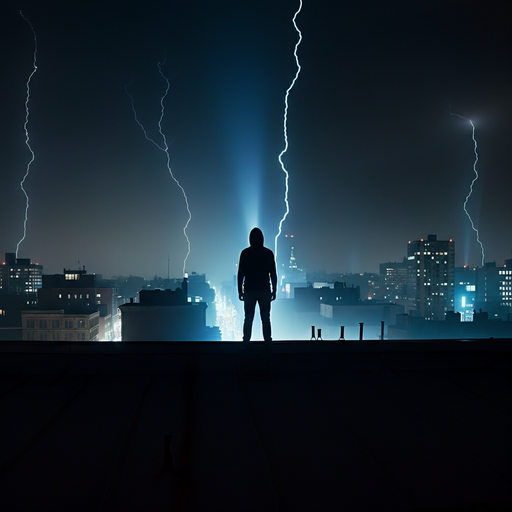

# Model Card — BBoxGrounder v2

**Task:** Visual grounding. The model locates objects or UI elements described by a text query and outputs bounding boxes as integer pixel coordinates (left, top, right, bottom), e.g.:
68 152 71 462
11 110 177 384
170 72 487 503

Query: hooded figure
238 227 277 347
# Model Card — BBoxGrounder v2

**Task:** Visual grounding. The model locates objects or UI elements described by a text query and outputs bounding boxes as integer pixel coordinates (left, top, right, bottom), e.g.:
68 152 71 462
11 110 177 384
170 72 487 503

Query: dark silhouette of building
295 281 360 313
119 277 220 341
389 310 512 339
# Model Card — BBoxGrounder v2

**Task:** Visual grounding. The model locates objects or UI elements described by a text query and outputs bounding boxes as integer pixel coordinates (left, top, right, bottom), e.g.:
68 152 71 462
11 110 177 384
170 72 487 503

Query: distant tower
279 237 306 299
406 235 455 320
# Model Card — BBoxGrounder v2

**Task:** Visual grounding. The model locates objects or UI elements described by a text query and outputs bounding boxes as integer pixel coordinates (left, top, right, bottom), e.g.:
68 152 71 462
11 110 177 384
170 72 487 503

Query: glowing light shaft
126 62 191 276
274 0 303 263
16 11 38 258
448 106 485 266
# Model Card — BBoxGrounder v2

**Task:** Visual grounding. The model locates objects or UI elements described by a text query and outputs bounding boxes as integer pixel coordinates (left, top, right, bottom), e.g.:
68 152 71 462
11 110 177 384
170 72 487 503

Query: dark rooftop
0 339 511 511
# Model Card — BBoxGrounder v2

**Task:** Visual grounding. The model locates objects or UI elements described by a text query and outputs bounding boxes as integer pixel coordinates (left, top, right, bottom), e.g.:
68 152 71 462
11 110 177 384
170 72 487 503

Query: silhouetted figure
238 228 277 349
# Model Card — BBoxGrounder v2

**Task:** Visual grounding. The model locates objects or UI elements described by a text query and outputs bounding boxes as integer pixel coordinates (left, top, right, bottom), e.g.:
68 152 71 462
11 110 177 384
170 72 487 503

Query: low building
295 282 360 312
118 278 221 341
320 302 404 339
37 267 118 340
22 309 100 341
388 311 512 339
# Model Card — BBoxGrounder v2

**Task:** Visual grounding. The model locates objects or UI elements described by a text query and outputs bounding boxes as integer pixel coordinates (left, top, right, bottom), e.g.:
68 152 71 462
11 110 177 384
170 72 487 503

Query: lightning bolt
274 0 303 263
126 62 191 276
16 11 38 258
448 105 485 266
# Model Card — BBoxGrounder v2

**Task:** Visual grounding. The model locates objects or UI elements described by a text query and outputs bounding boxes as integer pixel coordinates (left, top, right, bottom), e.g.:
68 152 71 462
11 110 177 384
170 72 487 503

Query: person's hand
271 292 276 301
239 293 244 301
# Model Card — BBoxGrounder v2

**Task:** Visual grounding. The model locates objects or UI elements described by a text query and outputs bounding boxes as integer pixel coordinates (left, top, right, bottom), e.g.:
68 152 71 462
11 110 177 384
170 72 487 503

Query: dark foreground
0 339 511 511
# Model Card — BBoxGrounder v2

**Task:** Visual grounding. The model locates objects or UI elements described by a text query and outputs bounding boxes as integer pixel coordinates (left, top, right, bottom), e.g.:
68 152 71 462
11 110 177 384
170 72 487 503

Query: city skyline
1 1 511 286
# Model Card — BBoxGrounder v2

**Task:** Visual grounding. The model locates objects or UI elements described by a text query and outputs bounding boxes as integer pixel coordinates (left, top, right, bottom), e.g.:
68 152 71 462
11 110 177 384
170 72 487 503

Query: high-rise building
279 240 306 299
380 258 408 301
0 252 42 299
475 260 512 319
407 234 455 320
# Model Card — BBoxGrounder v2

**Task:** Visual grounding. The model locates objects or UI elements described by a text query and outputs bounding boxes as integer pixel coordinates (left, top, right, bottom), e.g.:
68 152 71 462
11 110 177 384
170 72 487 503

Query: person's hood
249 227 264 247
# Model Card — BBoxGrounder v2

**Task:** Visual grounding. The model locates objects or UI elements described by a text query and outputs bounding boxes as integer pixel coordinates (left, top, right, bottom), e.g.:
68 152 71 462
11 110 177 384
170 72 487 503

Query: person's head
249 227 264 247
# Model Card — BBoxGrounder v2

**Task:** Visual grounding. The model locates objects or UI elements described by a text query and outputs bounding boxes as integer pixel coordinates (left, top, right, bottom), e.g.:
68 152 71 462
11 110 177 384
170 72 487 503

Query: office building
454 266 477 322
22 309 100 341
407 235 455 320
475 260 512 320
380 258 408 302
1 252 42 300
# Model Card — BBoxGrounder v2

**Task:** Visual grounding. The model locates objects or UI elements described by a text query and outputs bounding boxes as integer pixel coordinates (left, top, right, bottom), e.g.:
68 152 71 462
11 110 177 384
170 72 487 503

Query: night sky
2 0 511 287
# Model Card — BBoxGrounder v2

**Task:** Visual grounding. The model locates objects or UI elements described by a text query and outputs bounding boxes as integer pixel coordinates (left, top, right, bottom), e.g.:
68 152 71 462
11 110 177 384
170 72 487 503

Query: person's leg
243 292 257 345
258 292 272 345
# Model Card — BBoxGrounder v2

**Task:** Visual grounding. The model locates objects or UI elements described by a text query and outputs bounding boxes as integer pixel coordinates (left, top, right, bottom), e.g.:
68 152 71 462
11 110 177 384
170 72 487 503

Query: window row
25 332 88 341
25 319 87 329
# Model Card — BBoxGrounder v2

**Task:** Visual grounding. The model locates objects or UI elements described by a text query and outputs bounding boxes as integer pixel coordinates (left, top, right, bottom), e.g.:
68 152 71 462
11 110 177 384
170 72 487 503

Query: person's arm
238 253 245 301
270 253 277 301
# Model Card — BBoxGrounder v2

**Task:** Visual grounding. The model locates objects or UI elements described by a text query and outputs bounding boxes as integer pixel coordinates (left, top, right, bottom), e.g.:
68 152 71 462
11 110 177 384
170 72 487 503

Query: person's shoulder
240 247 252 260
263 247 275 258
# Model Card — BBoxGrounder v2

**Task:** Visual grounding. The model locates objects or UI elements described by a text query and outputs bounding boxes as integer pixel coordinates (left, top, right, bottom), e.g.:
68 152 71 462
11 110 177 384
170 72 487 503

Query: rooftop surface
0 340 511 511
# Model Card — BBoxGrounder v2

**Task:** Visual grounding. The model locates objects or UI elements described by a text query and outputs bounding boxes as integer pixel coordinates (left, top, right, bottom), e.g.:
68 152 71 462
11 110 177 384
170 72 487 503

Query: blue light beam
448 106 485 266
16 11 38 258
274 0 303 263
126 63 192 276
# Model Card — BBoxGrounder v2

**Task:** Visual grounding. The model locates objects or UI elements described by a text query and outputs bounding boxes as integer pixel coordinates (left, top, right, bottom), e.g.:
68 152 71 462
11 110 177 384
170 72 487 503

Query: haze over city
1 0 511 287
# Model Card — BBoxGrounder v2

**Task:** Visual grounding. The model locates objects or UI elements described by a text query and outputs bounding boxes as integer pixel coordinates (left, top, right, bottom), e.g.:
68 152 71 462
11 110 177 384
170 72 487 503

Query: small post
317 328 323 340
359 322 364 341
164 434 172 472
339 326 345 341
380 321 385 340
311 326 316 340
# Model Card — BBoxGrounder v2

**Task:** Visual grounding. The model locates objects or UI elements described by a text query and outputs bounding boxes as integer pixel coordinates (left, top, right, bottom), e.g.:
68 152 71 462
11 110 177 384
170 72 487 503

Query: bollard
380 321 385 340
339 326 345 341
164 434 172 472
317 328 323 340
311 325 316 340
359 322 364 341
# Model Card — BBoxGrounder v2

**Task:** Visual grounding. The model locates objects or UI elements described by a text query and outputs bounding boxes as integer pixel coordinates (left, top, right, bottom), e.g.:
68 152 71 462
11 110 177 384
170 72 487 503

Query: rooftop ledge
0 338 510 355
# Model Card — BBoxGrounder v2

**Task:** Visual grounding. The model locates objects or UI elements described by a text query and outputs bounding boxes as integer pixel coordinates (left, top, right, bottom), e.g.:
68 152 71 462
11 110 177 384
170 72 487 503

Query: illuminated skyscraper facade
0 252 42 298
380 258 408 301
407 235 455 320
475 260 512 319
454 266 477 322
